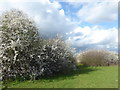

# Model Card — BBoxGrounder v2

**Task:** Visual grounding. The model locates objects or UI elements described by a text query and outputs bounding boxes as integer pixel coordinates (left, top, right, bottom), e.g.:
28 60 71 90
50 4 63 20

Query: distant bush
0 9 76 81
76 49 118 66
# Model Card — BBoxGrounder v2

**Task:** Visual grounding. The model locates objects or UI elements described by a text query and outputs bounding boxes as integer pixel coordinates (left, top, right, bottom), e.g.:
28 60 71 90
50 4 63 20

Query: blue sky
60 2 118 28
0 0 118 53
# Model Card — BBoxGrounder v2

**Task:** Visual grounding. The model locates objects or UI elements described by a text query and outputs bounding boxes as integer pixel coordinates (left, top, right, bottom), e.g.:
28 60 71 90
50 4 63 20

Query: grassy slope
6 66 118 88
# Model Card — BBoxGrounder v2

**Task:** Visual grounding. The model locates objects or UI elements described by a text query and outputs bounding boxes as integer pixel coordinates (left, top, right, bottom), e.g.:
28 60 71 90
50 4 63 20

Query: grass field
4 65 118 88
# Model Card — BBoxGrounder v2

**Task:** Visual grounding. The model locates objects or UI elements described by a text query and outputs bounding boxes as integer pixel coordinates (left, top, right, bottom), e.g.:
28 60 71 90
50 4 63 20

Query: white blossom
0 9 76 81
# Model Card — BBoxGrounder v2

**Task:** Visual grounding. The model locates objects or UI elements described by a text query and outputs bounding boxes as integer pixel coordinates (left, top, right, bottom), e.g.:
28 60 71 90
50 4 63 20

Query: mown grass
4 65 118 88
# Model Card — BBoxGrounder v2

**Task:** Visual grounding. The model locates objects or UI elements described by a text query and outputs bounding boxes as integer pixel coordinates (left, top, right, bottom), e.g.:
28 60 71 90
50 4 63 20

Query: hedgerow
0 9 76 81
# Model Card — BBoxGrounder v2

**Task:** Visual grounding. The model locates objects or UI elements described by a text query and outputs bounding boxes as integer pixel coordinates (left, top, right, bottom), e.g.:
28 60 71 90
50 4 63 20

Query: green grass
4 66 118 88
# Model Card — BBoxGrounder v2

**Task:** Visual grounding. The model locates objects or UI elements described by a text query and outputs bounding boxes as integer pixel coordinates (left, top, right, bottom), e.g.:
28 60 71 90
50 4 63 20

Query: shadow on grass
3 65 100 85
41 65 100 81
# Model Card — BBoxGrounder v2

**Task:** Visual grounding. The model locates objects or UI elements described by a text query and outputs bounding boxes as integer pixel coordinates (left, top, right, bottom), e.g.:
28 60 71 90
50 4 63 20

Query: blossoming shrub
0 9 76 81
76 49 118 66
28 38 76 80
0 9 39 81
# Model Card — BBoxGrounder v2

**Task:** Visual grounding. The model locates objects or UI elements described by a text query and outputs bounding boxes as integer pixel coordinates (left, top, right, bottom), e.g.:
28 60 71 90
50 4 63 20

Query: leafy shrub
0 9 76 81
76 49 118 66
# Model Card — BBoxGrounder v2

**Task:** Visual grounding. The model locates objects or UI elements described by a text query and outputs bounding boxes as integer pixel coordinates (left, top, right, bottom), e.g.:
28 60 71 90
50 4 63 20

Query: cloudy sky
0 0 118 53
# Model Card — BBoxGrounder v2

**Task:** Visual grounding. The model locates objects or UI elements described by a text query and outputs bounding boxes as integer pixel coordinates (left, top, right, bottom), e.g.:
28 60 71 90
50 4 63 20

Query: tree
0 9 39 80
29 37 76 79
0 9 76 81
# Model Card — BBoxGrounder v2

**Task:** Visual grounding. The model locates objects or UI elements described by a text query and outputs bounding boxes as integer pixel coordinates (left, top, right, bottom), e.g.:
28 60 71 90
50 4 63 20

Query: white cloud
53 0 118 2
0 0 118 52
0 0 76 37
66 26 118 52
77 1 118 23
51 1 61 9
59 9 65 16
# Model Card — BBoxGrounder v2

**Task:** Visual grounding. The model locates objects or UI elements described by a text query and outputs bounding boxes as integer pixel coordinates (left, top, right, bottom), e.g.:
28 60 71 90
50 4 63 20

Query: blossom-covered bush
76 49 118 66
0 9 76 81
0 9 40 81
29 38 76 79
